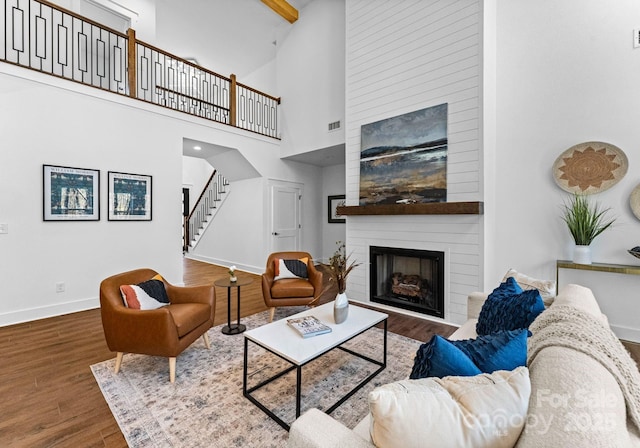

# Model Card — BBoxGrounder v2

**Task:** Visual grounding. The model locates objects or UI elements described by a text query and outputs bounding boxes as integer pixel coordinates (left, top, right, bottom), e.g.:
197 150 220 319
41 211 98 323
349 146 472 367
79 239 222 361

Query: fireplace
370 246 444 318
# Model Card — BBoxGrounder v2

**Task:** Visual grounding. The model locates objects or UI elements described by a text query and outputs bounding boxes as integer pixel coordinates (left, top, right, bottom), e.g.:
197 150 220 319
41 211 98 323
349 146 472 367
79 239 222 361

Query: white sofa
288 285 640 448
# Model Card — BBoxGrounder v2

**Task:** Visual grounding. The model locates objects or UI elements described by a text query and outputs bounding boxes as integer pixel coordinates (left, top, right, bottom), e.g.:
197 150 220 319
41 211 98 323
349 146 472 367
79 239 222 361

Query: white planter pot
573 245 592 265
333 292 349 324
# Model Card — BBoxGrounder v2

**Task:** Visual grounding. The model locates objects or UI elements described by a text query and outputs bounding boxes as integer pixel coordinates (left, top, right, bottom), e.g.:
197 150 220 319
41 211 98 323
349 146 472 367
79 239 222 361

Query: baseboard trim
611 324 640 344
0 297 99 327
184 254 263 276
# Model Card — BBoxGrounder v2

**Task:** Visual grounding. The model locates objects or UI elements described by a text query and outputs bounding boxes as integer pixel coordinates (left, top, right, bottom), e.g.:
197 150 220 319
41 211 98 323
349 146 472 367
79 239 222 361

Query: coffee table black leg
296 365 302 419
243 337 248 395
383 319 387 366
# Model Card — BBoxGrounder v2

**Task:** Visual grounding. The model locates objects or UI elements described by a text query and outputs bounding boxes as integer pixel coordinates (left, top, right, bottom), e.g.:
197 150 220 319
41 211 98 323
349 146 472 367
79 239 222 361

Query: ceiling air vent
328 120 341 131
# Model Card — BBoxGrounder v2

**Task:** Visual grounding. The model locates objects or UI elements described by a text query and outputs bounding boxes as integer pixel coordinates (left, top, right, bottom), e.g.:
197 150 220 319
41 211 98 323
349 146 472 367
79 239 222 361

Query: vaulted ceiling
155 0 314 80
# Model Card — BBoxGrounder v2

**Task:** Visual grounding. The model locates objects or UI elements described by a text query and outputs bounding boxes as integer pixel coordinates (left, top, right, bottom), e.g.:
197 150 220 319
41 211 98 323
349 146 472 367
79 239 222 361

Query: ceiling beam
261 0 298 24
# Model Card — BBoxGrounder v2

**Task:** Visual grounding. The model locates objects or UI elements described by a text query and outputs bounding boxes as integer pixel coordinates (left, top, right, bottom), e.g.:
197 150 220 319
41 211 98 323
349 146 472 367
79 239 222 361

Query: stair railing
184 171 229 252
1 0 280 139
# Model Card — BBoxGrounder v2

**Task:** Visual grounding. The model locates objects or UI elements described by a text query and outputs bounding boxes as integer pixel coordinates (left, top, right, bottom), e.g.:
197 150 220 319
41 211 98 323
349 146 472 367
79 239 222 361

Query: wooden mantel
336 201 483 216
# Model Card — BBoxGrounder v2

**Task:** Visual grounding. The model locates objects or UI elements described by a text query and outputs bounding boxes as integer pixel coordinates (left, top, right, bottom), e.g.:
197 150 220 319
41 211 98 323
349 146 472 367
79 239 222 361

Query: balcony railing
0 0 280 139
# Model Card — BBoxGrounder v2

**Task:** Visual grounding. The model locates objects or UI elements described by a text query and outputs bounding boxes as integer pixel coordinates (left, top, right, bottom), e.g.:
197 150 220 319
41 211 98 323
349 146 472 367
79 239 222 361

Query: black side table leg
236 285 241 326
227 288 232 328
222 285 246 335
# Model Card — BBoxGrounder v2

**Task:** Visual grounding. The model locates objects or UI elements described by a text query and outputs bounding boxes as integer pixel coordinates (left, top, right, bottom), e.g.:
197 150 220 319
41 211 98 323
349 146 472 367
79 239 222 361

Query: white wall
182 156 214 214
322 164 346 260
242 59 278 98
189 160 324 273
0 62 324 326
0 68 181 325
277 0 346 156
344 0 482 325
492 0 640 340
189 177 266 273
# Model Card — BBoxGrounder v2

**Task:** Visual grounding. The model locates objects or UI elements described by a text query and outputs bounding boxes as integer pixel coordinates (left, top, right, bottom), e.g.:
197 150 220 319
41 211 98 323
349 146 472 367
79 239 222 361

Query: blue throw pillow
450 329 529 373
476 287 545 336
410 335 482 379
489 276 523 300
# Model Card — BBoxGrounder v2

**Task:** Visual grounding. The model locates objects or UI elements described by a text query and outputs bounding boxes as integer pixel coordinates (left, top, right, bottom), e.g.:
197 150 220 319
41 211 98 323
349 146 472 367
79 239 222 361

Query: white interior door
270 182 302 252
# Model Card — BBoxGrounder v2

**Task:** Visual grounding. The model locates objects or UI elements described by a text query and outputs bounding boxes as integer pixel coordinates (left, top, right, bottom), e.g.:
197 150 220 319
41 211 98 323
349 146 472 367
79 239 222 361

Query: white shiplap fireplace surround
343 0 484 327
341 206 483 327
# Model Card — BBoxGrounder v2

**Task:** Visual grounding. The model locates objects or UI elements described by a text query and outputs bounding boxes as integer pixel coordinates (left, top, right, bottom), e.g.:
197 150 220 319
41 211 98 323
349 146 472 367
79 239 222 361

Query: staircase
184 171 230 252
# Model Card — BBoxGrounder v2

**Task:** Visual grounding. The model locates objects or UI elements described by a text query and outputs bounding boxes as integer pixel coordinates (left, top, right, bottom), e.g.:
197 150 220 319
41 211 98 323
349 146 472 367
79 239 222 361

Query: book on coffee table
286 315 332 338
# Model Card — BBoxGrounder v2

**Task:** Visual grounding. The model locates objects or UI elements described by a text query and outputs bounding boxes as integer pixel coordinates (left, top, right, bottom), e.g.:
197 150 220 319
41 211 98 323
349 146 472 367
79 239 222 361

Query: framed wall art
108 171 152 221
328 194 346 223
360 103 448 206
43 164 100 221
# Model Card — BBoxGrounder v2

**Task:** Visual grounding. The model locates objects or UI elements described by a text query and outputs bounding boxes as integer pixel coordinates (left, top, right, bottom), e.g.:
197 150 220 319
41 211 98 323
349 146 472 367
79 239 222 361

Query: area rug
91 307 423 447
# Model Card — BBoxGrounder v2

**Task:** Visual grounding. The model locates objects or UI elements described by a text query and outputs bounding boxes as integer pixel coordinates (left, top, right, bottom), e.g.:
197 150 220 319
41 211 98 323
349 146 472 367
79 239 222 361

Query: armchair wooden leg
169 357 176 383
202 332 211 349
269 307 276 323
114 352 124 374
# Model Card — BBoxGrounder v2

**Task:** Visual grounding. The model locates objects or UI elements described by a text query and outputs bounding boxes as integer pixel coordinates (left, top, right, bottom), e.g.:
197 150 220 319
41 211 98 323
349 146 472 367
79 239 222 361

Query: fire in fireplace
370 246 444 318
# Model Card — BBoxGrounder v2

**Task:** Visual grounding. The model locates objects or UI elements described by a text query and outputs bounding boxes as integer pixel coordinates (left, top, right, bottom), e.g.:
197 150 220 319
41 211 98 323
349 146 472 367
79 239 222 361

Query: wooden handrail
2 0 280 139
236 81 281 104
188 170 218 222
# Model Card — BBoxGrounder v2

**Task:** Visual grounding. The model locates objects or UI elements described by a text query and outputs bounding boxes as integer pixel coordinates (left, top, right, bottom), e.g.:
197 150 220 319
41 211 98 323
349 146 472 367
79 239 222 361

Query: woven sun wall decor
552 141 628 195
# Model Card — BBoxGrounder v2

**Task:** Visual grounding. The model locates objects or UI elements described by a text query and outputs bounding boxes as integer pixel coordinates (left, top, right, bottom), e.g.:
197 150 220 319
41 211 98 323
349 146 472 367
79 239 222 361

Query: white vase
334 292 349 324
573 245 592 265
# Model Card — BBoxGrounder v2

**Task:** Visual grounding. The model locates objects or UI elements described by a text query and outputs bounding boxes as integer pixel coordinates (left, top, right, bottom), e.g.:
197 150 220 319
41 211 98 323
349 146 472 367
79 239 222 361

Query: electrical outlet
0 223 7 234
55 282 65 293
634 28 640 48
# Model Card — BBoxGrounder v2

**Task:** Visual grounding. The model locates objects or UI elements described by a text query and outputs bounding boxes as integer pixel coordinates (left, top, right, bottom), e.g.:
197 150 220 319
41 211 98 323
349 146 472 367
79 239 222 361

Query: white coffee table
242 301 388 431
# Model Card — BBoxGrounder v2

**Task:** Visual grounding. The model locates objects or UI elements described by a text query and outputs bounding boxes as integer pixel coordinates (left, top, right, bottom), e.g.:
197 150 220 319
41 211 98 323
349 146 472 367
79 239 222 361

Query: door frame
267 179 303 253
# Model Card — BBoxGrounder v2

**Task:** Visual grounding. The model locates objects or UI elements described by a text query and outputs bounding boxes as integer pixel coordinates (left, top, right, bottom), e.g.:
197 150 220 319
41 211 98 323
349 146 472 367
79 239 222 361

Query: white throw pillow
273 257 309 281
502 268 556 305
368 367 531 448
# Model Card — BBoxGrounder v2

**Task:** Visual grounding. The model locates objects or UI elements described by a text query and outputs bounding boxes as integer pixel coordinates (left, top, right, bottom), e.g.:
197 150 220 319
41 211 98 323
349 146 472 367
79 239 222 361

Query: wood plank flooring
0 258 455 447
3 258 638 447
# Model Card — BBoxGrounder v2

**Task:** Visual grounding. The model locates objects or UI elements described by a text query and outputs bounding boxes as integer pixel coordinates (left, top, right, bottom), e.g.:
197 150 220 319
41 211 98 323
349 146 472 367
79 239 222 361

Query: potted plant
323 241 362 323
228 265 237 282
560 193 615 264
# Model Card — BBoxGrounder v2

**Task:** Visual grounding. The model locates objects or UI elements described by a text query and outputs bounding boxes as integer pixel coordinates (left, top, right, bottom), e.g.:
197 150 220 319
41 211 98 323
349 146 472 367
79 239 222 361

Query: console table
556 260 640 292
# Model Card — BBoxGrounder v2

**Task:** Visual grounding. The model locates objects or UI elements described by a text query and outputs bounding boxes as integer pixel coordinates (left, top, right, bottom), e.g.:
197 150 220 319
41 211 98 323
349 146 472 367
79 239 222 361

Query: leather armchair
261 252 324 322
99 268 216 382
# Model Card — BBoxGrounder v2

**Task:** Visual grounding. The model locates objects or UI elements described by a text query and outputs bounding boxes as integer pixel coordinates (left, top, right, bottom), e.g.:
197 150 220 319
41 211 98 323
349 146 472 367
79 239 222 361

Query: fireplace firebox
370 246 444 318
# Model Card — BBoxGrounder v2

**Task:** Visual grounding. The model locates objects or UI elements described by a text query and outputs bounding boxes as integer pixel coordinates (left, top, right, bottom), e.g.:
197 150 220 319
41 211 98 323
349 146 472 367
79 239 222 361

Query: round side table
214 276 253 335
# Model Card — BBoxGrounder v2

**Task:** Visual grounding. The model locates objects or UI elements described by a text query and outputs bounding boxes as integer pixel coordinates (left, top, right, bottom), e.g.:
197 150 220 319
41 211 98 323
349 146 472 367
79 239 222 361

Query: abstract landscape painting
359 103 448 205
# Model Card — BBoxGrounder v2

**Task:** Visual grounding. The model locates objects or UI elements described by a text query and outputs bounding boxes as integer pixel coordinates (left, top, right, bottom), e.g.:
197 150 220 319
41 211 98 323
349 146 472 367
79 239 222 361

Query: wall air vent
328 120 341 131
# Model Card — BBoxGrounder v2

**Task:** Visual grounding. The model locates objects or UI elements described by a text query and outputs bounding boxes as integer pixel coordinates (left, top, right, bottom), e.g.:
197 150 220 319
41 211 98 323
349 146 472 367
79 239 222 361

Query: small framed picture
43 164 100 221
328 195 346 223
108 171 152 221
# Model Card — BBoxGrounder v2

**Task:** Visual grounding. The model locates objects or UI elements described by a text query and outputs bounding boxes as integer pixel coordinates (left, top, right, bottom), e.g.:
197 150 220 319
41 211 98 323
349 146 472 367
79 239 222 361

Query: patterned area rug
91 307 422 447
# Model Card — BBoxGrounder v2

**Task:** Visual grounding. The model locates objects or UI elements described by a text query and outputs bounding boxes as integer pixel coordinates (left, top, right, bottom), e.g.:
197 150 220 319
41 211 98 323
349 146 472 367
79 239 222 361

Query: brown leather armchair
99 268 216 383
261 252 324 322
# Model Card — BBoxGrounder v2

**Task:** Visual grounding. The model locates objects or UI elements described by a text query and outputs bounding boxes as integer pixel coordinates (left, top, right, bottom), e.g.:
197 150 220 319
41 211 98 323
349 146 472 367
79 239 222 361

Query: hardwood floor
0 258 455 447
7 258 636 447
